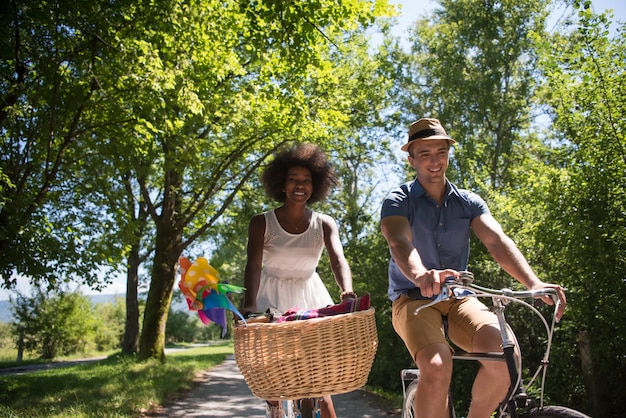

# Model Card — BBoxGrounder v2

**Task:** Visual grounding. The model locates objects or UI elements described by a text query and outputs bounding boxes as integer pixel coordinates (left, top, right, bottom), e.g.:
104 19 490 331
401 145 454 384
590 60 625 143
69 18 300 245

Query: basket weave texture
233 308 378 401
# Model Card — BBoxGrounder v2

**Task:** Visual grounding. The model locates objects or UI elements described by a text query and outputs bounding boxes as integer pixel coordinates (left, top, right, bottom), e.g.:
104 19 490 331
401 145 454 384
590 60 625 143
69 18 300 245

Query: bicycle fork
293 398 321 418
493 298 526 418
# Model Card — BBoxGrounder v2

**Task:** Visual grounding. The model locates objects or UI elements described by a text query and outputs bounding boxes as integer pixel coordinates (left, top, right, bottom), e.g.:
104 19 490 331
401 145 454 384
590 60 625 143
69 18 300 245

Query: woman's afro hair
262 143 338 204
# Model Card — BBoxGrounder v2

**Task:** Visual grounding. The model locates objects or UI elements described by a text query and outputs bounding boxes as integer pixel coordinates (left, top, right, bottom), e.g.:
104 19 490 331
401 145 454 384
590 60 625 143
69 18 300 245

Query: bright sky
591 0 625 20
1 0 623 301
391 0 625 38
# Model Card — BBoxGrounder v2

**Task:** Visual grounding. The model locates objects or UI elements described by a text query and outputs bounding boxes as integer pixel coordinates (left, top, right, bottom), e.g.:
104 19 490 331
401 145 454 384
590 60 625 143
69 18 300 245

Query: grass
0 341 233 418
365 385 403 412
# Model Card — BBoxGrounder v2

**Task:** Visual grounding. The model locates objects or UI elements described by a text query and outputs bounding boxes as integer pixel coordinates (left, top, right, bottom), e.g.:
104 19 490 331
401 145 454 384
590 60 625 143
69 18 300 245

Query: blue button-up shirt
380 179 489 301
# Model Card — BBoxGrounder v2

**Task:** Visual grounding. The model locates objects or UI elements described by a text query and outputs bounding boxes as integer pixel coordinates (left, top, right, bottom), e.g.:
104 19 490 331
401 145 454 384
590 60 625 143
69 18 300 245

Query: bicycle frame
269 398 322 418
411 272 562 418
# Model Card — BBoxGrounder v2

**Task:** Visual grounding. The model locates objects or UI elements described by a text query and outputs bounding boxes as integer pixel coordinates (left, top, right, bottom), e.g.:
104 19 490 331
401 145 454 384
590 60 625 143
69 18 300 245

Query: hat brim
401 136 457 152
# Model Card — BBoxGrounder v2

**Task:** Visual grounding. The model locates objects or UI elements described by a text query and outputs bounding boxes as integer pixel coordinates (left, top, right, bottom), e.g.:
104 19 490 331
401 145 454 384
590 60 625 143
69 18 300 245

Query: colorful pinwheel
178 256 246 336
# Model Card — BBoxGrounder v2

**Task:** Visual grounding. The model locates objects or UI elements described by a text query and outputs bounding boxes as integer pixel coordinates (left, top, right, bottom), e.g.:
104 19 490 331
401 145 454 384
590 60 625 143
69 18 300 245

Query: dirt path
149 355 401 418
0 356 108 376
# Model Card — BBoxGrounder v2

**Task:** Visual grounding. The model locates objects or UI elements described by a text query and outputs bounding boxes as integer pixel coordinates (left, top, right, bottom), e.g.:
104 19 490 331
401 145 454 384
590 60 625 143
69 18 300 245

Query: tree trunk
16 331 24 362
121 242 140 355
578 329 613 417
138 165 183 362
138 238 179 362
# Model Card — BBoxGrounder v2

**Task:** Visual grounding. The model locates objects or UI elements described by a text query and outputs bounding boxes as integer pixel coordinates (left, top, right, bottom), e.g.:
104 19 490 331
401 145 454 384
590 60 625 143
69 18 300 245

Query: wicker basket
233 308 378 401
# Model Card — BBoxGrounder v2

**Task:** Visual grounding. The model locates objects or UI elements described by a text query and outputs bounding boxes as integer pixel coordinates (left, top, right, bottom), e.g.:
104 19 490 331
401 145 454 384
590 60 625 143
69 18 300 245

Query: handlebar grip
470 283 560 299
506 288 557 299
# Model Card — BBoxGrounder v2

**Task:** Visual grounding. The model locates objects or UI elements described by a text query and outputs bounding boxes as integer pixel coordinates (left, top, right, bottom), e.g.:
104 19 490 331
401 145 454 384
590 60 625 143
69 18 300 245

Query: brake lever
413 287 450 315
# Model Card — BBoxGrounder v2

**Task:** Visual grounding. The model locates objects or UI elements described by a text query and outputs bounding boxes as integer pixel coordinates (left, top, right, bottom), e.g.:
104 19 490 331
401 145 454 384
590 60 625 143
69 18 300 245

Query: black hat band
408 128 449 142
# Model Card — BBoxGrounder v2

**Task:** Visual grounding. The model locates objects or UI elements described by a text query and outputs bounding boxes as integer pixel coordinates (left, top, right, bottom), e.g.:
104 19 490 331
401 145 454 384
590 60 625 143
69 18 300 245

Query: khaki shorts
392 294 499 360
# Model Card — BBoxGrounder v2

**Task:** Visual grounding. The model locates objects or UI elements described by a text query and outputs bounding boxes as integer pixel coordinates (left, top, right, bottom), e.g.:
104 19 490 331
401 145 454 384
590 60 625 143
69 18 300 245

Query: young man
380 118 566 418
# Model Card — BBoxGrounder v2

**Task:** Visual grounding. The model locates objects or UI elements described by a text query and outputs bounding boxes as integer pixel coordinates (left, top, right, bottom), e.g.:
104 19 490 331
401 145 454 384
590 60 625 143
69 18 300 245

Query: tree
93 296 126 351
0 0 132 288
535 2 626 415
110 0 397 361
2 0 397 362
399 0 550 192
11 288 97 359
165 309 200 343
67 152 153 355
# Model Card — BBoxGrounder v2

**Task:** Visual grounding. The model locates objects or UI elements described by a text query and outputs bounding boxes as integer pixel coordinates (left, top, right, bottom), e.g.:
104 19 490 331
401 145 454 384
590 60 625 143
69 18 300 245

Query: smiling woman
239 142 356 418
240 143 353 316
280 166 314 231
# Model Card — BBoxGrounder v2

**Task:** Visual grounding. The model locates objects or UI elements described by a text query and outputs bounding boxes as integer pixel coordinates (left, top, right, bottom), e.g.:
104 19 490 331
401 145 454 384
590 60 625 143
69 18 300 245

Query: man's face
407 139 450 184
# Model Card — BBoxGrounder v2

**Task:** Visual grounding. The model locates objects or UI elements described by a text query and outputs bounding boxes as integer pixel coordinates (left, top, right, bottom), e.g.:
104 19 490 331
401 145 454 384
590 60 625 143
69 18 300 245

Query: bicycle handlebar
409 271 567 412
413 272 560 316
471 283 559 299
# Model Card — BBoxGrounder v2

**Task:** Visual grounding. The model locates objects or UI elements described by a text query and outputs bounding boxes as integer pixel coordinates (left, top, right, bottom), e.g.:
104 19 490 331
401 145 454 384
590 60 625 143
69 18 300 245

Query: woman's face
283 165 313 205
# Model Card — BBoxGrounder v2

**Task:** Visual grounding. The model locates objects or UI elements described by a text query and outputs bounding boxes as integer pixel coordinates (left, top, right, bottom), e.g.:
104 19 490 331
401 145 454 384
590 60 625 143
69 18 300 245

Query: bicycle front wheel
401 379 418 418
521 405 591 418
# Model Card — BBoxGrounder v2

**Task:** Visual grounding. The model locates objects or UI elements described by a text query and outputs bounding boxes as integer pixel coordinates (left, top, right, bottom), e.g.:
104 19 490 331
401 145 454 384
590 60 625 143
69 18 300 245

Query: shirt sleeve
462 190 491 219
380 183 411 219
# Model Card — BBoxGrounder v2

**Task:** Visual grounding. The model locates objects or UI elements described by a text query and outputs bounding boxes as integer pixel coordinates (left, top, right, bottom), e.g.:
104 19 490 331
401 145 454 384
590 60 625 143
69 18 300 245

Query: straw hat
401 118 456 152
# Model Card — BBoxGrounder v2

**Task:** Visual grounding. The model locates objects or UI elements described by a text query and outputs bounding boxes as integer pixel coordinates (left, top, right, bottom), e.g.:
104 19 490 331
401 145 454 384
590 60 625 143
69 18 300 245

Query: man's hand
414 269 460 298
532 283 567 322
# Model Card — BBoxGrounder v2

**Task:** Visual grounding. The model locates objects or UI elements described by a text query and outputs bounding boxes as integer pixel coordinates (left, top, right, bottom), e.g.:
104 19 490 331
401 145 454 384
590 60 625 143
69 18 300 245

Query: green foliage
2 0 398 361
400 0 549 191
93 297 125 352
0 0 133 286
534 4 626 415
11 288 97 359
8 290 128 360
350 232 413 393
0 322 14 361
165 310 199 343
165 303 225 343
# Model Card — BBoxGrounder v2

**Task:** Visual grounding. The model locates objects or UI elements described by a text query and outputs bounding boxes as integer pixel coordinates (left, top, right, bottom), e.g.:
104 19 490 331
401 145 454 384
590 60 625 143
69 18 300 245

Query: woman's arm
321 214 354 299
241 214 266 314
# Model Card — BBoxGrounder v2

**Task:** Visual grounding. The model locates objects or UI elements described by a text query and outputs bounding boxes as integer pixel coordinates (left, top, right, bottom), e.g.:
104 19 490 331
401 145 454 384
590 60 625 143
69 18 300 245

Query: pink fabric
275 294 371 323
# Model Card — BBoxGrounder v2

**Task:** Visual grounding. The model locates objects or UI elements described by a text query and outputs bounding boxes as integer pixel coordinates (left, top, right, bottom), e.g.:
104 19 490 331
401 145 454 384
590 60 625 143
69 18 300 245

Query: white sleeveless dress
255 209 335 314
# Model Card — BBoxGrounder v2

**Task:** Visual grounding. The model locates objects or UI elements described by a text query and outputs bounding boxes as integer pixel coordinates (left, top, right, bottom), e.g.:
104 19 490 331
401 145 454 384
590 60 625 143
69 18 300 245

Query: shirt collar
411 178 457 203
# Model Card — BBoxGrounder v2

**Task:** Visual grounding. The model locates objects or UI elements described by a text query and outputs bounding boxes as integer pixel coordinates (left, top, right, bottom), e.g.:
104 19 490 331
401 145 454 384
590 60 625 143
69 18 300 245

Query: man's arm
471 213 566 319
471 213 542 288
380 215 457 298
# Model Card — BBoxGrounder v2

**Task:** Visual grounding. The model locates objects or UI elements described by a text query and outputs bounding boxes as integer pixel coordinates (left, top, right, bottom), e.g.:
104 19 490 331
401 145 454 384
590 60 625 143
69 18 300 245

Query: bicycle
400 271 590 418
240 314 324 418
266 398 322 418
236 306 377 418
